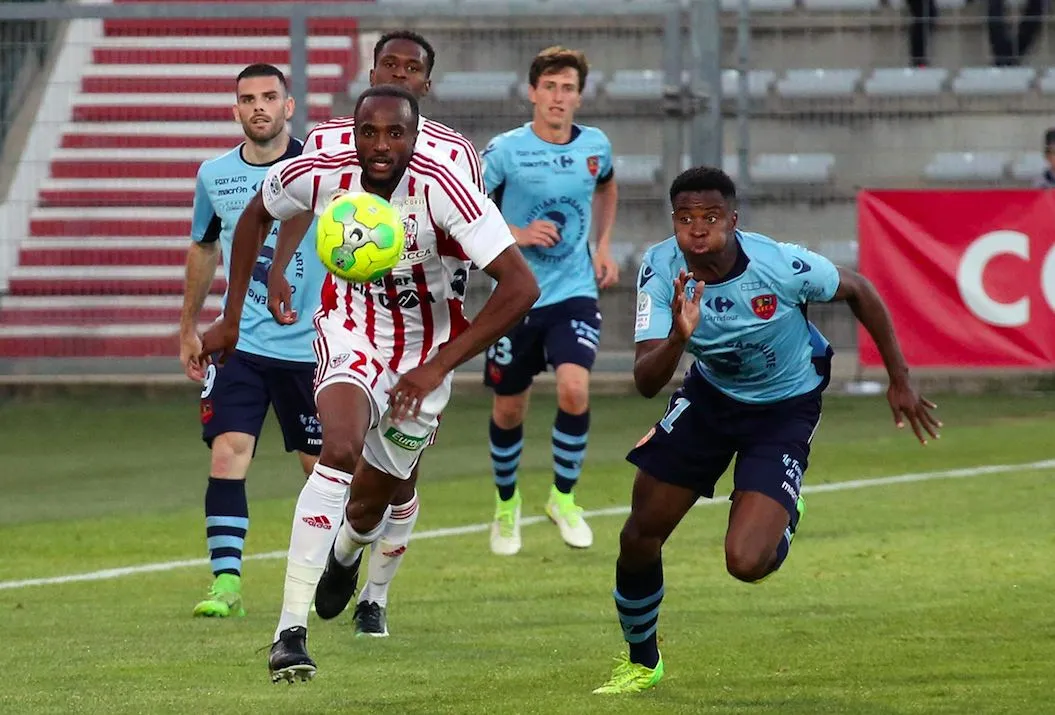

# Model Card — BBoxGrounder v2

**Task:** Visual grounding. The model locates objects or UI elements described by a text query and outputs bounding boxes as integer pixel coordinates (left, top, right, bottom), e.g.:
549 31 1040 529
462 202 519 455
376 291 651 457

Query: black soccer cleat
353 601 389 638
268 626 317 684
313 548 362 620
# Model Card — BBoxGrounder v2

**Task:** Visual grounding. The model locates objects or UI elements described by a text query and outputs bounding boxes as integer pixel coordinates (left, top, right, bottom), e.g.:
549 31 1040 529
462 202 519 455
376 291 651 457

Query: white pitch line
1 459 1052 592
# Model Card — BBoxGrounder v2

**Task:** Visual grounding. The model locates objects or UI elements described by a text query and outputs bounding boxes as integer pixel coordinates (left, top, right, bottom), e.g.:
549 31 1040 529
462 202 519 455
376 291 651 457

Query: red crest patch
587 155 600 177
488 364 503 384
200 399 214 424
751 294 777 320
634 426 656 448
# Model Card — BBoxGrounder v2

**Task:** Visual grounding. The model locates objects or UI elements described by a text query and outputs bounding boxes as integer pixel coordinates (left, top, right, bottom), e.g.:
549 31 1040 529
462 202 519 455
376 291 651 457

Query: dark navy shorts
626 365 823 522
200 350 321 455
483 297 602 396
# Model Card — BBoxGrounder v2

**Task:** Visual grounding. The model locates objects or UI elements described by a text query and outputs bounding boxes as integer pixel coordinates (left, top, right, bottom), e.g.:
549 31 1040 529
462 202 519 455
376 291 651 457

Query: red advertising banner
857 190 1055 368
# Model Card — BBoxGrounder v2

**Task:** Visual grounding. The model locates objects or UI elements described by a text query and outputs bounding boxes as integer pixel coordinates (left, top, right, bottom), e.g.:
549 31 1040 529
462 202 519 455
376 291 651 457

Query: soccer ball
316 192 405 283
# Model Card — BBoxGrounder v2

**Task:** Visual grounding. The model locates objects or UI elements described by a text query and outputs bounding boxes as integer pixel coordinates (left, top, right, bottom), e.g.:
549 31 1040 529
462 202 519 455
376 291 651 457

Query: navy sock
769 525 793 576
489 420 523 502
204 477 249 577
614 558 664 668
552 409 589 494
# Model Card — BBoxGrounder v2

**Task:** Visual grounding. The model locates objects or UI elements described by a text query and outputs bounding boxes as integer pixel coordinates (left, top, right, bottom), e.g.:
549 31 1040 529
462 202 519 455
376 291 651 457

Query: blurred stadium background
0 0 1052 386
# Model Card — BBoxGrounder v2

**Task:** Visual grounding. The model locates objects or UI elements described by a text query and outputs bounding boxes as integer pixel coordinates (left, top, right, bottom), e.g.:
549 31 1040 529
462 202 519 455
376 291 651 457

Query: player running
265 29 482 638
592 166 942 694
178 63 324 619
198 85 539 683
481 46 620 556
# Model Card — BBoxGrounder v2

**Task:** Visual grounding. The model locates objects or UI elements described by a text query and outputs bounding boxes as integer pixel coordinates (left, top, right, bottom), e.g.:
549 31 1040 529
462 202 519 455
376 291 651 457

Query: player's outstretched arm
831 266 942 444
198 191 274 363
266 210 315 324
387 245 539 421
633 269 701 398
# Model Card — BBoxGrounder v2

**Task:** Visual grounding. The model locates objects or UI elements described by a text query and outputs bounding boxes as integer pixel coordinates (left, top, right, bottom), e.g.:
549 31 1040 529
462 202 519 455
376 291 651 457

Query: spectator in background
1033 128 1055 188
906 0 938 67
987 0 1046 66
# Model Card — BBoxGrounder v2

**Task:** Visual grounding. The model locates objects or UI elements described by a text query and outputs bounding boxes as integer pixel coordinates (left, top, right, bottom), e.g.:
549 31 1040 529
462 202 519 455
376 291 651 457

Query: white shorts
313 318 451 480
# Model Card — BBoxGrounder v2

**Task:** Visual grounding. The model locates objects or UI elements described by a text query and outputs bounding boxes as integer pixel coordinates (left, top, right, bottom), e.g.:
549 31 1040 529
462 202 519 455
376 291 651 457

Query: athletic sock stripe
624 623 659 644
552 428 588 446
205 525 247 539
552 446 584 463
614 586 665 610
554 463 580 480
210 556 242 573
490 440 523 458
205 516 248 529
206 535 245 551
494 474 518 487
618 605 661 626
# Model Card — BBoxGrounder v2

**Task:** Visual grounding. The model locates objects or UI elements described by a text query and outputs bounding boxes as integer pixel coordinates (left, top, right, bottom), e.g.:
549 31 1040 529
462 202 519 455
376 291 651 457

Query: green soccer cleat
545 486 593 549
490 488 522 556
792 495 806 538
192 573 246 618
592 652 665 694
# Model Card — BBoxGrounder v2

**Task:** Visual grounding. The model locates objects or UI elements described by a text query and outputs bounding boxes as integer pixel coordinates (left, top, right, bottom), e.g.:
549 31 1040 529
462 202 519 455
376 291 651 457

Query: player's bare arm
178 240 221 380
198 191 275 363
388 245 540 421
266 210 315 325
632 270 702 398
831 266 942 444
511 219 560 248
591 177 620 288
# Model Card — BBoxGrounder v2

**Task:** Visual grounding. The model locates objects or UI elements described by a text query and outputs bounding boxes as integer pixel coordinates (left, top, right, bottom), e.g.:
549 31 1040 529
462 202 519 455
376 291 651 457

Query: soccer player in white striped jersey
265 30 483 639
199 85 539 683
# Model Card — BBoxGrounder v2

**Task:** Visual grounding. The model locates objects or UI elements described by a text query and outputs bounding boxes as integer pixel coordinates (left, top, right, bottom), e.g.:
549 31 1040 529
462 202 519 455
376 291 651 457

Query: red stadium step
102 18 360 37
51 160 201 180
7 277 225 296
0 307 220 326
29 218 191 237
72 104 333 123
19 247 186 267
62 134 240 150
93 48 352 66
39 189 195 208
0 335 180 358
82 76 343 94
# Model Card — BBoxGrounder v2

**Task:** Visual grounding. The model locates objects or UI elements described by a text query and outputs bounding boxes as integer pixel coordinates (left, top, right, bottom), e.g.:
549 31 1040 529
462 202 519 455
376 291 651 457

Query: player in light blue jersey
480 47 621 556
593 167 942 694
178 63 326 619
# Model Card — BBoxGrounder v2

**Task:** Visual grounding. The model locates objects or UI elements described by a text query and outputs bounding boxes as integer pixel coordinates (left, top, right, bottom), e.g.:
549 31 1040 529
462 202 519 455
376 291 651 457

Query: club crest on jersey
587 155 600 177
403 215 418 246
751 294 777 320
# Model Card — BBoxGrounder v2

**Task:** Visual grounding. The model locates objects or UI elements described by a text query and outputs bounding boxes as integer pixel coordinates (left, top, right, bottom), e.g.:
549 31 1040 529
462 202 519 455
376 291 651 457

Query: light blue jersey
481 123 613 308
634 231 841 404
191 138 324 364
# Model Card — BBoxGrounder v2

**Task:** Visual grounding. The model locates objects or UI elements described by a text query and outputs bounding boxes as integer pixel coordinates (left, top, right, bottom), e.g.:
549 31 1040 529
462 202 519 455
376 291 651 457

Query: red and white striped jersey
261 147 514 373
305 115 484 192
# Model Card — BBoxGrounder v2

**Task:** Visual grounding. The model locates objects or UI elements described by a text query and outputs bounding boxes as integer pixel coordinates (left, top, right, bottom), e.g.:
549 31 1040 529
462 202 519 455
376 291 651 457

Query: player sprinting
592 167 942 694
264 29 482 638
481 46 620 556
178 63 324 618
198 85 539 683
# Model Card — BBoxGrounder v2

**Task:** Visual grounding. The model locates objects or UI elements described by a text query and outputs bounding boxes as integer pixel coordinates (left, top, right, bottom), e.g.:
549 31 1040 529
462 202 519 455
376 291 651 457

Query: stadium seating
923 152 1011 182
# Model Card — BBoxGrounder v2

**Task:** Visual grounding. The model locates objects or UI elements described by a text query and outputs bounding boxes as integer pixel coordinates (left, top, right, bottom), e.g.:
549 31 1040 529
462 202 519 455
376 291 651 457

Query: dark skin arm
198 191 274 363
633 270 701 398
267 210 315 324
388 245 540 421
832 266 941 444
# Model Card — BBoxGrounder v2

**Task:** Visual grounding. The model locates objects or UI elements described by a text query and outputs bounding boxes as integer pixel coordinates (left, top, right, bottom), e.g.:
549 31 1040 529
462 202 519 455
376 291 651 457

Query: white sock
359 490 420 609
274 464 350 641
334 505 391 567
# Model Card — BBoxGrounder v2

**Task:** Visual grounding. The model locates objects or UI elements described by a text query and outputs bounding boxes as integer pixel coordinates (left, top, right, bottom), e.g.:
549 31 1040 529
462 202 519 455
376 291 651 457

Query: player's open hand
886 379 941 445
593 246 620 289
515 220 561 248
198 318 240 367
268 272 297 325
179 331 206 381
387 362 446 422
671 269 703 342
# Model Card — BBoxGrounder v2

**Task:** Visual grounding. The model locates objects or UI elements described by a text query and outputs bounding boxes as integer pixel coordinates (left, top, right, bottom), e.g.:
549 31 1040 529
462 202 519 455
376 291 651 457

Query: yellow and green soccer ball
316 192 405 283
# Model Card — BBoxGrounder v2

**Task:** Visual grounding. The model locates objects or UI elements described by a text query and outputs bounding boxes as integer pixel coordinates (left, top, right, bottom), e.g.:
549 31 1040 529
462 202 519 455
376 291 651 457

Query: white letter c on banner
956 231 1030 327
